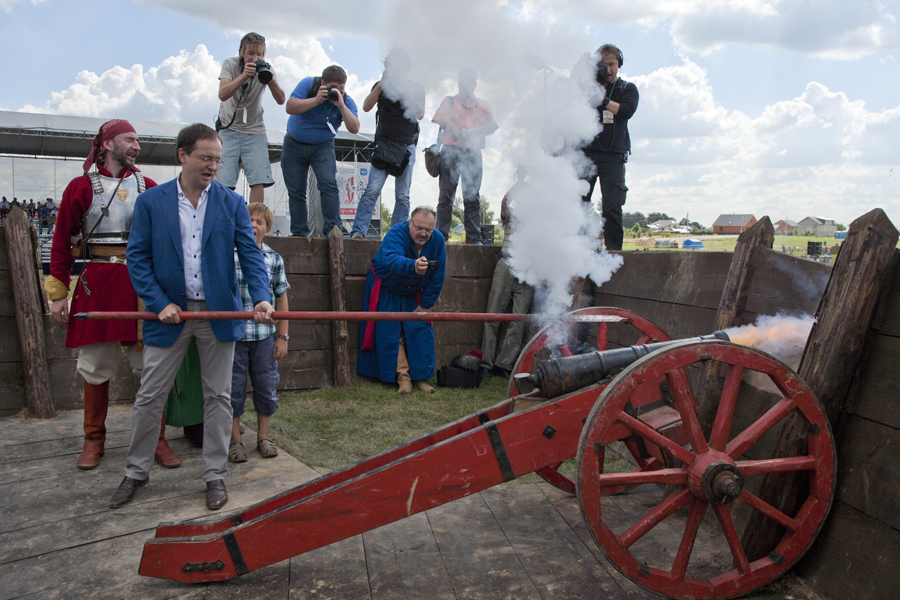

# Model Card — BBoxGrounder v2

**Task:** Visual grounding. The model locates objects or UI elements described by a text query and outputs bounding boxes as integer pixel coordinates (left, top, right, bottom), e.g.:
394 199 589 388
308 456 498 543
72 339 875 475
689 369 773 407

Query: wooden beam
741 208 899 561
696 217 774 431
4 207 56 418
328 226 351 388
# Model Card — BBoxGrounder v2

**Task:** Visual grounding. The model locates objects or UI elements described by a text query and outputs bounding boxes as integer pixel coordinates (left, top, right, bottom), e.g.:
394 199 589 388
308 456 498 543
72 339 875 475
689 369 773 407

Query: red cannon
88 308 833 600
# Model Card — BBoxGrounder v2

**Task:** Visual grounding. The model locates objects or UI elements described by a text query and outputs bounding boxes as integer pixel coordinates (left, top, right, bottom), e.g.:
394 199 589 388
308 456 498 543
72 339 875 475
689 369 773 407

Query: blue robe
358 222 446 382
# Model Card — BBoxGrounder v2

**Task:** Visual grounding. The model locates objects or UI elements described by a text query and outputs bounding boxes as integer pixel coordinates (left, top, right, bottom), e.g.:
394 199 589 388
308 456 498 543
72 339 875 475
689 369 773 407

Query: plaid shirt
234 242 290 341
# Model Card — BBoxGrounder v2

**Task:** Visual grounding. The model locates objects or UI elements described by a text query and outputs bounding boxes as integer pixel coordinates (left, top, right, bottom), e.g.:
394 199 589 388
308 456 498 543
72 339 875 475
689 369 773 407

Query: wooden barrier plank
328 227 351 388
871 250 900 337
594 251 732 308
743 208 900 561
834 415 900 531
845 334 900 430
591 294 718 340
796 501 900 600
744 248 830 317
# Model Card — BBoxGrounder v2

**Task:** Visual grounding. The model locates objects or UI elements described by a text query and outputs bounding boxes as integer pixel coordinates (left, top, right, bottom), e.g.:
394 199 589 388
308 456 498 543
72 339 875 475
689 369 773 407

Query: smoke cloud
370 1 623 316
725 313 816 366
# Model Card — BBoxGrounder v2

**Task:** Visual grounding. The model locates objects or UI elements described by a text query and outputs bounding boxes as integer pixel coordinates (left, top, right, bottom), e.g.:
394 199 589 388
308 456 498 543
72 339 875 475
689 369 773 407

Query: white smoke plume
371 1 624 316
725 313 816 366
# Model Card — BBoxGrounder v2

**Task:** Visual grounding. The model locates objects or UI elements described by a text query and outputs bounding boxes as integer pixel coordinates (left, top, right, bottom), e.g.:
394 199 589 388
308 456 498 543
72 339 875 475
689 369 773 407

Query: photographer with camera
217 32 285 205
579 43 638 251
358 206 445 394
283 65 360 237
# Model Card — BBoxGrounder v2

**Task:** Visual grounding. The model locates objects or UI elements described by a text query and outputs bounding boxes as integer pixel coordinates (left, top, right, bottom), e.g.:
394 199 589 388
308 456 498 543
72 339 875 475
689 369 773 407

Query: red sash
361 266 382 351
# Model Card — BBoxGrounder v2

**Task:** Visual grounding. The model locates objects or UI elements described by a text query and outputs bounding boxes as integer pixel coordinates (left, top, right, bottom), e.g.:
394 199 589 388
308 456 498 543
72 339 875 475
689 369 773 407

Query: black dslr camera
326 85 341 102
595 61 609 81
255 60 273 84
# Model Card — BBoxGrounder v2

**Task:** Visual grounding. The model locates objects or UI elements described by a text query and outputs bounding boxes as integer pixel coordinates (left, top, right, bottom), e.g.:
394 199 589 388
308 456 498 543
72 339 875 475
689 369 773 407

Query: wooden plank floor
1 406 830 600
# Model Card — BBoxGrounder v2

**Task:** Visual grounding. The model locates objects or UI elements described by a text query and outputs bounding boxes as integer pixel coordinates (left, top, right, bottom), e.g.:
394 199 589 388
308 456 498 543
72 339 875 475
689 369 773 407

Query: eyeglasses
192 155 225 165
245 33 265 43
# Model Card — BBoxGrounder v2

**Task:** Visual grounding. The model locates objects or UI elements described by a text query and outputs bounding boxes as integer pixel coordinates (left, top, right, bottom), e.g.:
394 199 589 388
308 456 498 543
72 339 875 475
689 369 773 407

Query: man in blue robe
358 206 446 393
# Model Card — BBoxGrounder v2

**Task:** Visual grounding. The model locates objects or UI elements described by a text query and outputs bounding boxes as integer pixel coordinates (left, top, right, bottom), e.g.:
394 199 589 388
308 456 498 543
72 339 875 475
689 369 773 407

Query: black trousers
581 151 627 251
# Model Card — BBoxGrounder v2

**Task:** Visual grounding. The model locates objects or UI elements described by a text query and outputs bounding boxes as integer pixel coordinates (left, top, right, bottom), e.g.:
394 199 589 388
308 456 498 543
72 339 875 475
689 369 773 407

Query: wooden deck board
0 406 832 600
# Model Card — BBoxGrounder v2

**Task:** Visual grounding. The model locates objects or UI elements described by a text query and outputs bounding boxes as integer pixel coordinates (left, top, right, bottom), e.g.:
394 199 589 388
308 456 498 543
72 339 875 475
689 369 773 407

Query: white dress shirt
176 177 211 301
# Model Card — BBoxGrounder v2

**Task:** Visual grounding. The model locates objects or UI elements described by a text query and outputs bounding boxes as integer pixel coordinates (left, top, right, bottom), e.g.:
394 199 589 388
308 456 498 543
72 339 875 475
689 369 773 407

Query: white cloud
0 0 43 12
20 45 222 124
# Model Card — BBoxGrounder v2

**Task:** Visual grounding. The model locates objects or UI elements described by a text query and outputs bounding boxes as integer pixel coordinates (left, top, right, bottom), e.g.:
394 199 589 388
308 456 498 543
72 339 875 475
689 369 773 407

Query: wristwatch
278 334 290 341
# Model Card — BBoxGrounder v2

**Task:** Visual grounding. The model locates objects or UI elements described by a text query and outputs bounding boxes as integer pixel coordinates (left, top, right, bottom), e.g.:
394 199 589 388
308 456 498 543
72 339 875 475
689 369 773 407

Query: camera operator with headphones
283 65 360 237
579 43 638 252
217 32 285 205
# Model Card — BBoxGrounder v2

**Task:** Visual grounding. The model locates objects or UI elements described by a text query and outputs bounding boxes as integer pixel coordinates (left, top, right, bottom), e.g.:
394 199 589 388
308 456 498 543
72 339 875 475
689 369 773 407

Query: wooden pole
5 207 56 418
328 226 351 388
741 208 899 561
696 217 774 431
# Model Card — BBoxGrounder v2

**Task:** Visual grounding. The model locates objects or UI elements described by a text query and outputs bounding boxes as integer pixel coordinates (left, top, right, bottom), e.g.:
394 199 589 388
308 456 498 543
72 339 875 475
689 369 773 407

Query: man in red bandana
44 119 181 470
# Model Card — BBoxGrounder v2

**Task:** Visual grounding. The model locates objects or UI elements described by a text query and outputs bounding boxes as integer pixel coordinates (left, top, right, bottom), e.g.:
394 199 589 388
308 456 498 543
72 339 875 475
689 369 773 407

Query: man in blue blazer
110 124 276 511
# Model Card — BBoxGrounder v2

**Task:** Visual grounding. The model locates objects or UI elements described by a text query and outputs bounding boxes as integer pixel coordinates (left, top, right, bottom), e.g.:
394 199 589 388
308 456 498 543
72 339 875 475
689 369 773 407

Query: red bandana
82 119 138 174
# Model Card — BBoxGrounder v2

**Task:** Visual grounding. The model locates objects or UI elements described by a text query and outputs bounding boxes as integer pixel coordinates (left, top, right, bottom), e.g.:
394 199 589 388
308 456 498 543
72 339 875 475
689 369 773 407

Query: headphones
596 44 624 67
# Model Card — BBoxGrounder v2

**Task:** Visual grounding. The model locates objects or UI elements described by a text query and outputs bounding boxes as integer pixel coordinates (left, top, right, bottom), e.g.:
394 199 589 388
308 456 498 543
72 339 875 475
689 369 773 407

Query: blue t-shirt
286 76 358 145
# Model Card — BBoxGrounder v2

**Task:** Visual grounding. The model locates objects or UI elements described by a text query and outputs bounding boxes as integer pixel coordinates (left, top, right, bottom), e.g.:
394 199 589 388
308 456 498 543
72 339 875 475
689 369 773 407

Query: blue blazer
126 178 271 348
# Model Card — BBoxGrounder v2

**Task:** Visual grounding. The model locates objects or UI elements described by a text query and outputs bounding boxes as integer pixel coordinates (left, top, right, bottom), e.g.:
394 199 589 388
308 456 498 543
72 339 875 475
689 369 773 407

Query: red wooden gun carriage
81 307 834 600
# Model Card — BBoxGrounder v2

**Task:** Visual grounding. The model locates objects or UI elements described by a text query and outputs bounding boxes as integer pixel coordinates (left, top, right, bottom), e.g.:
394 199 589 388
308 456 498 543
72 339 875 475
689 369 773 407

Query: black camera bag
371 139 411 177
437 364 481 389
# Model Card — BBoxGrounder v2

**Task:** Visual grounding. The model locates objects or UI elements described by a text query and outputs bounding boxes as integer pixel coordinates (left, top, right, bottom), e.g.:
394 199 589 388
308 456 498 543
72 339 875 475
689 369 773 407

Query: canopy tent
635 237 655 247
683 238 705 249
0 110 375 166
655 238 679 248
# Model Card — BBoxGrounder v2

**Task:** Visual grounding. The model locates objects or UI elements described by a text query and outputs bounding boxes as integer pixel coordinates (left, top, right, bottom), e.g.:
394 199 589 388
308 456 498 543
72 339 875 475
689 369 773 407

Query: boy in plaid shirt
229 203 290 462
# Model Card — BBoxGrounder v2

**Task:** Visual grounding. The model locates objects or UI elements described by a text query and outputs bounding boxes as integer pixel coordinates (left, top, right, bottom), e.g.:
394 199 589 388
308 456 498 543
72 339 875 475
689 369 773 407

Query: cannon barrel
514 331 730 398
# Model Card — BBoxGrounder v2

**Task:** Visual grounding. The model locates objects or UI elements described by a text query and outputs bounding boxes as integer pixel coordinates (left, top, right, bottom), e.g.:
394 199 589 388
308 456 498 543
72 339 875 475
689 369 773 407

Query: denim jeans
350 144 416 237
282 134 340 237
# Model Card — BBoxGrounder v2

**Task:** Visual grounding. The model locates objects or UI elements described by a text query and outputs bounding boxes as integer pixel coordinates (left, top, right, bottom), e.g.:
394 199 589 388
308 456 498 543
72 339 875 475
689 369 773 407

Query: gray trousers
481 258 534 370
124 301 235 483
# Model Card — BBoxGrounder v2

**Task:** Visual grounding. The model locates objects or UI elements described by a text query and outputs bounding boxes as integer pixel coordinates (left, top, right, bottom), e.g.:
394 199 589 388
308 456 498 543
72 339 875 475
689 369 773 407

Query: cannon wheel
576 341 835 600
507 307 671 494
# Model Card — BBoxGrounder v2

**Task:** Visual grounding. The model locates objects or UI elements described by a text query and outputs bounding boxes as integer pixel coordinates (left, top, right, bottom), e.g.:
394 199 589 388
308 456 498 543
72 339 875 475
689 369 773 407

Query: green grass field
621 234 842 258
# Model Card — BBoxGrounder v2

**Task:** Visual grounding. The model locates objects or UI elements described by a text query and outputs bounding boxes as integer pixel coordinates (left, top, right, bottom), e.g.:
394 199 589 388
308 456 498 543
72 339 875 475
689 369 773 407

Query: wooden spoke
726 397 797 459
616 411 696 466
619 487 693 549
666 368 709 454
736 456 816 477
597 467 687 488
737 490 800 532
712 504 751 574
596 321 608 351
671 499 708 580
709 365 744 451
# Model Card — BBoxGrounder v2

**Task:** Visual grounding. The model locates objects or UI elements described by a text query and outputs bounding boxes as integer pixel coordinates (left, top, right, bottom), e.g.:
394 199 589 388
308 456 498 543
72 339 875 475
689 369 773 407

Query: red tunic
50 168 157 348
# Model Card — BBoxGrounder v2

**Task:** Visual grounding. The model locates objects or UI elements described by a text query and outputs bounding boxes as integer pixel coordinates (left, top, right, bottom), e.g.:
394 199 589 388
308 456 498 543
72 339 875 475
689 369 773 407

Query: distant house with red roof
712 214 757 234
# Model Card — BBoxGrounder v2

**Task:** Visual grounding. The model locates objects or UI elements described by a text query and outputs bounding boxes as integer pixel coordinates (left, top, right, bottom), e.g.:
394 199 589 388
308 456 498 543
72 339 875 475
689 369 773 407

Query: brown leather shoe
109 476 148 509
155 416 181 468
206 479 228 510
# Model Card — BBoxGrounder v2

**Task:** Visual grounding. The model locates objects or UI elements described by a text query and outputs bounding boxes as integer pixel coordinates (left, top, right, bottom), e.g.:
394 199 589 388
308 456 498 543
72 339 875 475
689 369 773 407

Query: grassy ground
621 234 841 259
239 375 630 483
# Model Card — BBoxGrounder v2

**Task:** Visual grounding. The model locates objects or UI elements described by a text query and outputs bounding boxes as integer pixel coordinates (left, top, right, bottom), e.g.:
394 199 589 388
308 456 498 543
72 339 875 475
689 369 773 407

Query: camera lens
327 87 340 102
256 60 273 85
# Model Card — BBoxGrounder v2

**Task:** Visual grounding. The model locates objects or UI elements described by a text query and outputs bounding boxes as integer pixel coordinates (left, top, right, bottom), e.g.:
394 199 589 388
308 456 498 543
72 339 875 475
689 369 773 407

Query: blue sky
1 0 899 230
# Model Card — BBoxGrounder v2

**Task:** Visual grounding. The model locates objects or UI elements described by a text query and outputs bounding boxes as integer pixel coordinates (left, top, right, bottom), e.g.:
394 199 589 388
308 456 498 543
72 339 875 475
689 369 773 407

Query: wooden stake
741 208 899 561
328 226 351 388
696 217 774 431
5 207 56 418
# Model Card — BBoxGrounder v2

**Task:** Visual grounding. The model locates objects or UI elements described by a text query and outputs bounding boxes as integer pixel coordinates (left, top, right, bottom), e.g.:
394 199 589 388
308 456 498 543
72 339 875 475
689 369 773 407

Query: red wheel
507 307 671 494
577 341 835 600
